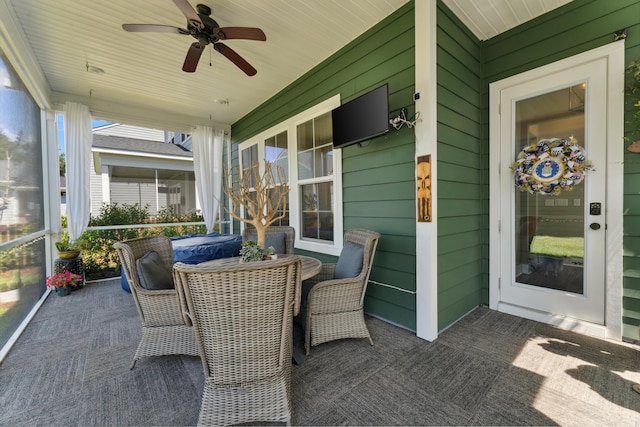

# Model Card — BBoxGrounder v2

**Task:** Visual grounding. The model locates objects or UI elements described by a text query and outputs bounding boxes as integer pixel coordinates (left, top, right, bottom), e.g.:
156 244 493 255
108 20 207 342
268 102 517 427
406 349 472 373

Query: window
266 131 289 226
297 112 334 241
238 95 343 255
241 144 259 189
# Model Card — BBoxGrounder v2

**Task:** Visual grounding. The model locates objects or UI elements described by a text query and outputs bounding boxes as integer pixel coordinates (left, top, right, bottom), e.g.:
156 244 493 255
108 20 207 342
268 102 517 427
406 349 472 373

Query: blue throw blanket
171 232 242 264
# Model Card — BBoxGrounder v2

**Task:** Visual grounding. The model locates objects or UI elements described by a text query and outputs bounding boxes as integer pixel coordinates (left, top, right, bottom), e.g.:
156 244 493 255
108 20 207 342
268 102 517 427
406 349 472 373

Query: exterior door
493 57 608 325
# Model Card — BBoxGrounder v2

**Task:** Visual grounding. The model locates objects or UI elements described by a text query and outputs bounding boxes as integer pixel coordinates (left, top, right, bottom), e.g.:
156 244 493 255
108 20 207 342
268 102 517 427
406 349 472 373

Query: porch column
101 166 110 206
415 0 438 341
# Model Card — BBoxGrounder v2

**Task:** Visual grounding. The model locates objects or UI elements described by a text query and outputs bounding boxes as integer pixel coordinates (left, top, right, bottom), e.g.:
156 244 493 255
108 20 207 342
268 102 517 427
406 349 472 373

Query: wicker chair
114 236 198 369
301 228 381 354
173 256 302 426
242 225 295 254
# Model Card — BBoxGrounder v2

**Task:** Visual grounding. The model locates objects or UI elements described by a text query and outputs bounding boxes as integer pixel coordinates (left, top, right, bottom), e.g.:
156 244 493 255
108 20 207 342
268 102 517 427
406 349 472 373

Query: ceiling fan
122 0 266 75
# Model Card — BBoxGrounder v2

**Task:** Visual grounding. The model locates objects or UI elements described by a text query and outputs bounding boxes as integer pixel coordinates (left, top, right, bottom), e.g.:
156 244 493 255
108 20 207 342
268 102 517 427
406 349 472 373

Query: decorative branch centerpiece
223 161 290 252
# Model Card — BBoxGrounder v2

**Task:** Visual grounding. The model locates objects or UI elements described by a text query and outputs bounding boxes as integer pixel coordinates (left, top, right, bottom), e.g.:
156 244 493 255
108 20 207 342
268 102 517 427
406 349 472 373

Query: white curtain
64 102 92 242
193 126 224 233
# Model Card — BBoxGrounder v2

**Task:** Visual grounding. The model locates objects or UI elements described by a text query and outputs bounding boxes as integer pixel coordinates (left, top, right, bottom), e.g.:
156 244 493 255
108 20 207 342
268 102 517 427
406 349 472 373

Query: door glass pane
514 84 586 294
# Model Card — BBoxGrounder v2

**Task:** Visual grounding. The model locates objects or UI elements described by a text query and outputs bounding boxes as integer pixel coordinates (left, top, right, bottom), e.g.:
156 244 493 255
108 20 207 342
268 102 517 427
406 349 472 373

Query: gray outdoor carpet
1 279 640 426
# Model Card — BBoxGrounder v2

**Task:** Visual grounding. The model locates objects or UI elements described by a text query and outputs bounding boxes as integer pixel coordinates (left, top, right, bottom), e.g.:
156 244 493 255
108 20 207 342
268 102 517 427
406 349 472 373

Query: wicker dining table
198 254 322 281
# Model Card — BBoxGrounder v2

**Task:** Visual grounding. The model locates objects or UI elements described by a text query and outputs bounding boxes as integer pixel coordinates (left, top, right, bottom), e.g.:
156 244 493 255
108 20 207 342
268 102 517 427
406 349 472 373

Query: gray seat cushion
136 250 174 290
334 241 364 279
246 232 286 254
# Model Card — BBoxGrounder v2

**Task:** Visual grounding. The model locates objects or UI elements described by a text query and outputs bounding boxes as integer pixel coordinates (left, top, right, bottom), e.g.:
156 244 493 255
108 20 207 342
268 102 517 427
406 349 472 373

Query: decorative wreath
511 136 594 195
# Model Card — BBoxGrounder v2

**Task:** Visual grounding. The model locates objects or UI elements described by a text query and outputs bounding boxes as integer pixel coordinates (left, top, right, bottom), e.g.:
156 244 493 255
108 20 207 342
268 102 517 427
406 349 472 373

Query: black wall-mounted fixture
614 29 627 41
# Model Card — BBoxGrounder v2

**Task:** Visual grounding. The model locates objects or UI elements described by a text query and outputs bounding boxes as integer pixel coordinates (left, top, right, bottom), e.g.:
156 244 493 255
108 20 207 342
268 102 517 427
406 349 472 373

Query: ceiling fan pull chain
209 45 212 67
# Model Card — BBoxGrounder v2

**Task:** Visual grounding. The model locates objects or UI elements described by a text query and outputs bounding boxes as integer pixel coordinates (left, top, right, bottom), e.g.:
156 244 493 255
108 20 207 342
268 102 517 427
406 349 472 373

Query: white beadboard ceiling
442 0 573 41
3 0 571 133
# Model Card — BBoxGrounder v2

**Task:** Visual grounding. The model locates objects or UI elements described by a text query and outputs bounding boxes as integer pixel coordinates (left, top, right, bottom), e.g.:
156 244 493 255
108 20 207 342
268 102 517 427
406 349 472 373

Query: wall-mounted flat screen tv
332 84 389 149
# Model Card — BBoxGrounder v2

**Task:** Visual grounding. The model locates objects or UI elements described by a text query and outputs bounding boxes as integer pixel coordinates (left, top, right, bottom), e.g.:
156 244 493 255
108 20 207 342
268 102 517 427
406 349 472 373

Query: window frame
238 95 343 256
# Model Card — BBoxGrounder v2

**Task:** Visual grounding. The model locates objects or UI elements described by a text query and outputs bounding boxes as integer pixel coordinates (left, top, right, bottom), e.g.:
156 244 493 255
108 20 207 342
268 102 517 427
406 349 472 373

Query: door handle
590 223 601 230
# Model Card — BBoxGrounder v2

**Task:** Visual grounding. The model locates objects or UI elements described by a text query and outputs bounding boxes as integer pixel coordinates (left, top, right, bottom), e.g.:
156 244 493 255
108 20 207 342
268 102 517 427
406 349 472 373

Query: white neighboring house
61 123 196 218
0 160 42 228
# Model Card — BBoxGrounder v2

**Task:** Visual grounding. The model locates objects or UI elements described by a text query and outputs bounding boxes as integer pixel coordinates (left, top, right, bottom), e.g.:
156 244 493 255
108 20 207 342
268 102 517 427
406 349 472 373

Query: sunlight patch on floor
511 335 640 425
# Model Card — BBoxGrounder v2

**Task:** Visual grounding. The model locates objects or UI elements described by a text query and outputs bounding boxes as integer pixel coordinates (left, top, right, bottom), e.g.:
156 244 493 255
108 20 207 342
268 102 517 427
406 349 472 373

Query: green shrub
153 206 209 237
627 59 640 141
71 203 208 279
0 269 23 292
89 202 150 227
10 270 22 287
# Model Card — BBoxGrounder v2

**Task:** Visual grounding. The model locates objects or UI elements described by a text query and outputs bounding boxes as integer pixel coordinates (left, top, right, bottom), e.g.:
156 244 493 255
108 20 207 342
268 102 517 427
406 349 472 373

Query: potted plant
46 271 82 296
55 232 81 259
239 240 265 263
265 246 277 260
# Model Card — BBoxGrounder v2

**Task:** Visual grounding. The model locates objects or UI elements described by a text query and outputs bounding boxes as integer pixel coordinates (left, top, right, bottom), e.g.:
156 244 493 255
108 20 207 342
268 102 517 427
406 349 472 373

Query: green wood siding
482 0 640 340
230 0 640 338
231 3 417 329
436 1 485 330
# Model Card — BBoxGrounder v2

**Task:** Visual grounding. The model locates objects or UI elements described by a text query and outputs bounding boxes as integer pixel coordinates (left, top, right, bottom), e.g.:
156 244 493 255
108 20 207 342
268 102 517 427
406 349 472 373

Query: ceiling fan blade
172 0 203 28
183 42 205 73
122 24 189 34
215 27 266 41
214 42 257 76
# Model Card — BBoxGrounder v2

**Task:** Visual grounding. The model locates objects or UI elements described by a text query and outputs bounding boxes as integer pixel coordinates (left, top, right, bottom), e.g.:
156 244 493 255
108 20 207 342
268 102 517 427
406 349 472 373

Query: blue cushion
334 241 364 279
247 232 286 254
171 233 242 264
136 250 174 290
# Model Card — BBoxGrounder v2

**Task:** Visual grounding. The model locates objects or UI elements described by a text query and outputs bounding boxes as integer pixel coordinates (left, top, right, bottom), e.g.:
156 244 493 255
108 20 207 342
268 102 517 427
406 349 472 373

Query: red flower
46 271 82 289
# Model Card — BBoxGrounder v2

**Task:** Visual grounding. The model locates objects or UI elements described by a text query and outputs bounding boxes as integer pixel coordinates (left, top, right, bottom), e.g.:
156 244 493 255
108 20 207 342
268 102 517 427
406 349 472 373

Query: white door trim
489 41 625 340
